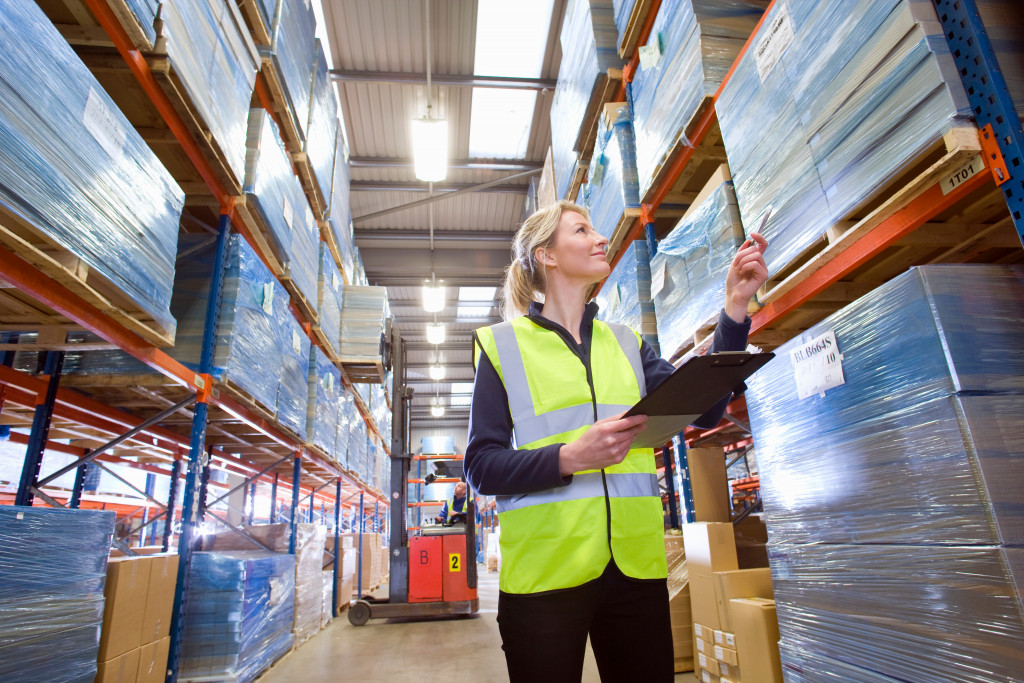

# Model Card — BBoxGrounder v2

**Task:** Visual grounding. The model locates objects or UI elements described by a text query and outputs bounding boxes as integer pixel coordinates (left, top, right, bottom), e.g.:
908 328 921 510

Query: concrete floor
259 565 700 683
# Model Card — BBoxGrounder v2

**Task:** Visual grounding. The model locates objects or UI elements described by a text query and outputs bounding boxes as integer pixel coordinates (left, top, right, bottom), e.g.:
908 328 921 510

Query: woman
466 200 768 682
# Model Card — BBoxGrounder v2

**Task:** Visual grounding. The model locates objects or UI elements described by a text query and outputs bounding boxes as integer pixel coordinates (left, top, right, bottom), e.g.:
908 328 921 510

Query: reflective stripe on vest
495 471 659 513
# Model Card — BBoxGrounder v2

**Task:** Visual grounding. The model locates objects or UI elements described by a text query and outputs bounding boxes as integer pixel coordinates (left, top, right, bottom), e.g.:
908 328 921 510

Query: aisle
258 566 698 682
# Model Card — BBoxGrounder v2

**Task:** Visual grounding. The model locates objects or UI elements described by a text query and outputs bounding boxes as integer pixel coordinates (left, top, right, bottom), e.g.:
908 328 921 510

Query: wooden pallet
217 375 279 423
575 68 624 161
606 207 645 264
280 274 319 327
566 161 589 202
292 151 328 221
38 0 154 52
259 59 306 155
237 0 273 47
617 0 656 59
0 207 176 347
233 195 288 279
339 357 386 385
317 221 350 285
311 324 340 364
662 299 763 364
640 97 728 207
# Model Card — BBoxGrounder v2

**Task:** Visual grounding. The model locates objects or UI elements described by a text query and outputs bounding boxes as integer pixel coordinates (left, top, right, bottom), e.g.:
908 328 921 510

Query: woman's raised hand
724 232 769 322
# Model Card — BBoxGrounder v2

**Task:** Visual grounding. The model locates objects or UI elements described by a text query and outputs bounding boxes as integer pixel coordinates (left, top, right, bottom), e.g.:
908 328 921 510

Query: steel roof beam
330 69 556 91
351 157 543 171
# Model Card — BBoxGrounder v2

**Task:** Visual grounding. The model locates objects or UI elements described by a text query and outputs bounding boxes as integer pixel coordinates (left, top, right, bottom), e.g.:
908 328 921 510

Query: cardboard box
695 638 710 655
721 677 739 683
694 623 713 642
714 644 739 666
141 554 178 644
730 597 784 683
99 557 150 661
687 447 731 522
698 652 721 676
701 670 719 683
714 629 736 648
96 646 141 682
714 568 774 632
137 637 170 683
719 661 740 679
734 514 769 569
684 523 738 629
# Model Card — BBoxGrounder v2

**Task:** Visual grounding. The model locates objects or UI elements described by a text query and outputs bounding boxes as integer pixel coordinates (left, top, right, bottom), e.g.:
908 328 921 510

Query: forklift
347 324 478 625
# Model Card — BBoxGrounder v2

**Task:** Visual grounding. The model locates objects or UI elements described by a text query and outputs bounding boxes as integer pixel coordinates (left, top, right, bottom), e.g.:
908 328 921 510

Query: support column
332 478 342 617
15 350 65 506
289 452 301 554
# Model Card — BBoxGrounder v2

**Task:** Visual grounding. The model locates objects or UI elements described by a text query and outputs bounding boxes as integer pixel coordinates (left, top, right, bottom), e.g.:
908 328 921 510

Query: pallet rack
591 0 1024 525
0 1 394 679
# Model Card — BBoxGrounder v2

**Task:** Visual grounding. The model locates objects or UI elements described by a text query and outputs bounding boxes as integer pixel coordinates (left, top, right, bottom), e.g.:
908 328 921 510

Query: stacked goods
274 285 311 441
244 109 320 310
629 0 766 199
586 104 639 240
317 242 344 357
595 239 658 353
650 168 744 358
303 40 340 212
334 388 355 467
716 0 971 277
0 507 114 682
550 0 619 200
263 0 317 141
308 346 342 458
326 133 356 280
323 534 358 606
344 532 385 591
160 0 260 186
0 0 184 340
204 523 326 647
665 533 693 672
339 285 388 362
611 0 638 49
178 551 295 682
371 383 392 453
746 264 1024 681
95 554 178 683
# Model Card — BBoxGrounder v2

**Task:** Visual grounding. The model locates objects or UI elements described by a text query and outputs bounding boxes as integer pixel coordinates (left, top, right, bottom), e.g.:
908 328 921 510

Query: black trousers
497 560 674 683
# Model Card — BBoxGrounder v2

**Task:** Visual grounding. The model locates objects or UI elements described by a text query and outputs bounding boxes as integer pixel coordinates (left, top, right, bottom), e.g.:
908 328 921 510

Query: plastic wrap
716 0 970 276
339 285 388 362
326 133 356 281
274 286 311 441
550 0 620 201
348 414 368 483
320 570 335 628
13 331 151 376
333 388 354 466
244 109 319 309
611 0 637 49
292 524 326 644
650 181 743 358
318 242 344 356
119 0 159 46
305 40 340 209
587 104 640 240
595 240 658 352
307 346 341 458
266 0 317 141
630 0 765 199
780 642 906 683
161 0 259 186
664 533 688 601
251 0 279 30
179 551 295 683
0 0 184 336
350 247 369 286
0 507 114 683
768 543 1024 682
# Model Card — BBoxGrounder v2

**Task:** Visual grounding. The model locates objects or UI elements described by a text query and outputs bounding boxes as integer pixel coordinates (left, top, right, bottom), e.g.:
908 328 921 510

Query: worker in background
466 200 768 682
435 480 470 525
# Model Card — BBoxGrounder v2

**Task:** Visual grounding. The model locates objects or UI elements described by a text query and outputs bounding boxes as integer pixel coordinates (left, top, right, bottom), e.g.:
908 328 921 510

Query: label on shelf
638 33 663 70
651 261 668 298
292 329 302 355
262 282 275 315
606 282 621 316
755 3 794 82
332 271 340 291
282 195 294 232
941 154 982 195
790 329 845 399
83 87 126 160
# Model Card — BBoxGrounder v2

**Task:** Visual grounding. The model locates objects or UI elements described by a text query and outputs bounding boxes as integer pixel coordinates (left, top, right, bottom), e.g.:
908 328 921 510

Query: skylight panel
458 287 497 302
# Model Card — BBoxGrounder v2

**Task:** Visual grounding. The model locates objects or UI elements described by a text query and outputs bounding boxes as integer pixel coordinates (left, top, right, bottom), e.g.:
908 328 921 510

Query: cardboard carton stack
96 554 179 683
684 523 782 683
665 533 693 672
323 534 358 607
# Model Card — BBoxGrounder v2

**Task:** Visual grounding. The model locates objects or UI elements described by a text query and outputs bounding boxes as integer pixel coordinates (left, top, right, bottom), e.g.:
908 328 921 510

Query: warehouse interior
0 0 1022 682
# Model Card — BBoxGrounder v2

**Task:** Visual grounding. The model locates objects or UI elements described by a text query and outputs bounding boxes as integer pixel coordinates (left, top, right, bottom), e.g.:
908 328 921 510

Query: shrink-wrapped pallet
318 242 344 357
274 285 311 441
304 40 340 210
595 240 658 353
262 0 317 141
587 104 639 241
339 285 388 362
307 346 341 458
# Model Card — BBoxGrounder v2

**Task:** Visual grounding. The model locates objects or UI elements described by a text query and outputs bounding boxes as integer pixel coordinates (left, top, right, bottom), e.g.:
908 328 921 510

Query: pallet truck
347 325 478 625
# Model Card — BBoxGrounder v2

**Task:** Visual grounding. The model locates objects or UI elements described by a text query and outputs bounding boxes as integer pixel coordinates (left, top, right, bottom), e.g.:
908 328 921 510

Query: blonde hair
501 199 590 320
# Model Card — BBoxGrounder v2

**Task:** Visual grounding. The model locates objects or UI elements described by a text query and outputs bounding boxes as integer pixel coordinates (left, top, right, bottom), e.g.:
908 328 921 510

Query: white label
720 663 735 677
790 329 845 399
714 645 726 660
724 632 736 647
702 671 712 683
83 87 126 160
332 271 339 291
282 196 294 232
606 283 621 316
755 3 794 82
292 329 302 355
262 282 275 315
638 33 663 70
651 261 668 299
698 653 708 668
16 512 24 520
326 373 334 393
941 154 982 195
696 639 707 654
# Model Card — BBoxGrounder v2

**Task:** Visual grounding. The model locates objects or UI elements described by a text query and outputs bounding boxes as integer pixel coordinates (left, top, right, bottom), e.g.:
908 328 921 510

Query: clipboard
624 351 775 448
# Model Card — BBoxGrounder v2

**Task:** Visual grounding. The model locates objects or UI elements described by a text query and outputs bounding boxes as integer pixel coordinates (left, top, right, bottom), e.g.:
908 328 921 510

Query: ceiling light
411 117 448 182
429 364 446 380
431 405 445 417
426 323 446 345
422 282 446 312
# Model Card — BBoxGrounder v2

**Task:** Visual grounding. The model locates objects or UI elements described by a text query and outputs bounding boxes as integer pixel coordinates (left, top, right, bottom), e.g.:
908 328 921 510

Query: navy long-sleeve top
466 301 751 496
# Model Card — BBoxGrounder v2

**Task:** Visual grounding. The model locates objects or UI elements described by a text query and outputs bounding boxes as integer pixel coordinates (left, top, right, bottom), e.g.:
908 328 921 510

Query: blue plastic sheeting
161 0 260 186
244 109 319 311
595 240 658 354
780 643 900 683
0 0 184 337
650 181 744 358
305 40 340 210
630 0 766 198
335 389 356 468
307 346 341 459
317 243 344 356
252 0 278 31
587 104 640 240
551 0 620 200
179 551 296 683
347 405 368 481
326 134 356 281
265 0 317 141
274 286 310 441
746 264 1024 683
116 0 159 46
0 507 115 683
716 0 971 276
611 0 637 49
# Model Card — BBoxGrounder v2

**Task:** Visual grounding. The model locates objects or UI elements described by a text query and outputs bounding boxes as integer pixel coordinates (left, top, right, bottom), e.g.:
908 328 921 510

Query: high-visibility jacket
474 315 666 594
439 492 470 522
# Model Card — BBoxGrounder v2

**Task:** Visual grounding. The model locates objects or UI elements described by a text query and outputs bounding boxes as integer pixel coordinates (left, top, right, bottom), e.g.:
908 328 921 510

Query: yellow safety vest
474 316 666 594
